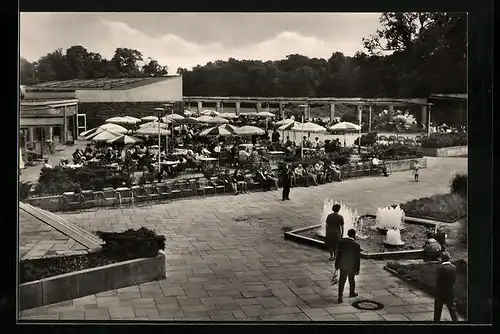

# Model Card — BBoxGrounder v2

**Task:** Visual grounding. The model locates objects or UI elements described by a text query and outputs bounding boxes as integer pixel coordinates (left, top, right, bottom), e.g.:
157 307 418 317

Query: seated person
306 165 318 186
423 232 442 261
264 166 279 190
314 162 325 183
294 164 307 186
255 167 272 191
223 169 238 195
233 169 248 194
327 161 342 182
372 156 389 176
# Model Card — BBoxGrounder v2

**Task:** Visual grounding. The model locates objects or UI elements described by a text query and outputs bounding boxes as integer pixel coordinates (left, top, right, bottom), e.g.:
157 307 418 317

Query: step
26 204 102 246
20 203 102 249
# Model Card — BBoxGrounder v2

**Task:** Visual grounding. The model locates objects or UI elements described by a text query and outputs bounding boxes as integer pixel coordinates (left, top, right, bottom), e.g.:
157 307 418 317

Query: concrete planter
422 146 467 157
19 252 166 311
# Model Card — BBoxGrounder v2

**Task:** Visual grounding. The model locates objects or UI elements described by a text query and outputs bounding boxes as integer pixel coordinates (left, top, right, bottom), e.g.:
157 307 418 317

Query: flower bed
367 144 423 161
385 260 467 318
33 166 133 197
399 193 467 223
421 133 467 148
298 216 432 254
20 227 165 283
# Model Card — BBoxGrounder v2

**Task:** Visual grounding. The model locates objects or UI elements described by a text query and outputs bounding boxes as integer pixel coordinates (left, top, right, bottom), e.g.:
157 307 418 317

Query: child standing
413 160 421 182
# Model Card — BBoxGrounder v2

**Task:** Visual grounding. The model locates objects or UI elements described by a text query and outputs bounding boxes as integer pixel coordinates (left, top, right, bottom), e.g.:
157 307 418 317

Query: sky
20 12 382 72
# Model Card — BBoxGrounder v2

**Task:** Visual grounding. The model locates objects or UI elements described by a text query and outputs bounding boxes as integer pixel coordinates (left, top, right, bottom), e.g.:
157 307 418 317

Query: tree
142 58 168 77
362 12 433 55
35 49 71 82
65 45 92 79
20 58 38 85
110 48 144 77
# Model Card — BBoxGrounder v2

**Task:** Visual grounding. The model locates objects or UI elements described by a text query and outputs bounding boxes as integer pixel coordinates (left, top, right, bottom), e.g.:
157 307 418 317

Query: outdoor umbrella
136 127 171 136
329 121 361 147
219 123 240 134
139 121 168 129
218 112 239 119
279 121 327 133
256 111 276 118
84 125 128 140
164 114 185 121
196 116 229 124
123 116 141 123
199 126 233 137
105 117 136 125
141 115 158 122
235 125 265 136
274 118 295 126
90 130 121 142
183 110 195 116
201 110 220 116
107 134 142 145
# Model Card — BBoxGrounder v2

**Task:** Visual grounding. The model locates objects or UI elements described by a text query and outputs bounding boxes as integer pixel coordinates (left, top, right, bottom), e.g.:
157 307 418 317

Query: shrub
96 227 166 258
354 132 378 146
399 193 467 222
368 144 423 161
450 173 467 198
19 181 33 201
421 133 467 148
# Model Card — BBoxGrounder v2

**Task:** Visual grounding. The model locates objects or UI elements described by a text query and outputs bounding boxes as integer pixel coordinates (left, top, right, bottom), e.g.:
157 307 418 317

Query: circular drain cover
352 299 385 311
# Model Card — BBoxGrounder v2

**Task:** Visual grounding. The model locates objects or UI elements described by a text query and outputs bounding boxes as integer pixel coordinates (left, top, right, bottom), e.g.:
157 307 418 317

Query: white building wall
75 76 183 103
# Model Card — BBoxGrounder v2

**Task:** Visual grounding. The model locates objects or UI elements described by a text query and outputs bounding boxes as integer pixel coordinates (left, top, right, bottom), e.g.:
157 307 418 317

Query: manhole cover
351 299 385 311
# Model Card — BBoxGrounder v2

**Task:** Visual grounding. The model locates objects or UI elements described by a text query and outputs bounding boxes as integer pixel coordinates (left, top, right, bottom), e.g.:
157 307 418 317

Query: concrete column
388 105 394 122
235 102 241 115
368 105 373 132
28 127 34 147
279 103 285 119
329 103 336 121
197 101 203 113
306 104 311 120
63 107 68 143
48 127 54 141
256 102 262 113
427 105 432 137
215 101 221 111
420 105 428 129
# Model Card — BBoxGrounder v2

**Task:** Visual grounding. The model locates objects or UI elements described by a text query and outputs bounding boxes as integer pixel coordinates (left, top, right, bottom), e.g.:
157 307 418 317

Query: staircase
20 202 102 250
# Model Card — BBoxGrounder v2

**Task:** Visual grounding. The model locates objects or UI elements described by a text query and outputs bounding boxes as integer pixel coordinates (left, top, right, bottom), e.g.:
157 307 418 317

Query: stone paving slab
19 158 467 321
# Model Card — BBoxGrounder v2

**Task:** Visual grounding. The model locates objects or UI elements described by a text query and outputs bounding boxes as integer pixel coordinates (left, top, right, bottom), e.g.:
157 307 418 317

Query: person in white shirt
42 159 53 169
214 143 222 154
371 157 380 166
413 160 421 182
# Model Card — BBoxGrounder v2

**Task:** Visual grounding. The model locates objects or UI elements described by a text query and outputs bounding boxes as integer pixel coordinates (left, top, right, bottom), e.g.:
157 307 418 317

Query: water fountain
384 228 405 246
374 205 405 231
318 199 366 239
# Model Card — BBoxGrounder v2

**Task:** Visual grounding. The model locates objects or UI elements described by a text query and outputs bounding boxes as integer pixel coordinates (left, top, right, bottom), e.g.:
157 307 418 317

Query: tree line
21 12 466 98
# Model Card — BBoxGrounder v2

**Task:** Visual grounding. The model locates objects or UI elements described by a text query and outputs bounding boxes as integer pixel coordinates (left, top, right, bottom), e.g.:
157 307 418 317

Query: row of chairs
61 178 231 211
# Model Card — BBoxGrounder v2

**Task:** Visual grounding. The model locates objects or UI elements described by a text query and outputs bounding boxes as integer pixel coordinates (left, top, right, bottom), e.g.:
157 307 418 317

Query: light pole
154 107 164 171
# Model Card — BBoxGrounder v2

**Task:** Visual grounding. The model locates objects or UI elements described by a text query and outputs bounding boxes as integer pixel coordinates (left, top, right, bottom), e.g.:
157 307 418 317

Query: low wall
25 157 427 212
422 146 468 157
19 253 166 310
387 157 427 171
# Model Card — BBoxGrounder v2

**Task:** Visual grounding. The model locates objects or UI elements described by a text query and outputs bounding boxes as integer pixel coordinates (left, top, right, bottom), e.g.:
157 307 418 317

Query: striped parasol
198 126 233 137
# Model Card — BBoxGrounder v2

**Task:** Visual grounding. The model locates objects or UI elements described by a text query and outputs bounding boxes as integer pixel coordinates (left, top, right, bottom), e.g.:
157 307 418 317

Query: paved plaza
19 157 467 321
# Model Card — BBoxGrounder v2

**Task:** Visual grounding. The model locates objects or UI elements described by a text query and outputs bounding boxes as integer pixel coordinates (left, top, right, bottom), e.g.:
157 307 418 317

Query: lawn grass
399 193 467 222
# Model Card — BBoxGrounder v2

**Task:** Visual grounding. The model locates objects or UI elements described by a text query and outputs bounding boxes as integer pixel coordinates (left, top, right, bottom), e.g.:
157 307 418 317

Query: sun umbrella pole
301 115 304 159
158 110 161 171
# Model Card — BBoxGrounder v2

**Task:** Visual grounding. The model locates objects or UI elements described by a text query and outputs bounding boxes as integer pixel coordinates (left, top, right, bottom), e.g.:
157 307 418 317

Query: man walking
434 252 459 321
335 229 361 303
281 163 293 201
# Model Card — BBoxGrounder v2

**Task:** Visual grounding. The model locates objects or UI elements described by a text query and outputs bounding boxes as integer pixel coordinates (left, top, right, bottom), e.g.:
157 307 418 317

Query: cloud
20 13 377 72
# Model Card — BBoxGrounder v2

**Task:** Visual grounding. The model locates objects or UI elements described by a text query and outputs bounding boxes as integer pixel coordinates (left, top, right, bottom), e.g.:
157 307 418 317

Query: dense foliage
22 13 466 117
96 227 166 258
20 227 165 283
34 166 132 196
354 132 378 146
399 193 467 222
450 173 467 198
367 144 424 161
19 181 33 201
386 259 467 318
421 133 468 148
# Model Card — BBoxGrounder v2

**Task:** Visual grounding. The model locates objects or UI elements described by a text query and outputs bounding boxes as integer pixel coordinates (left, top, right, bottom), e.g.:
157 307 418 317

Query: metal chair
144 184 160 203
196 178 215 196
132 185 149 206
116 187 134 206
157 183 172 201
170 180 183 199
80 190 99 211
62 192 83 212
355 163 364 177
349 164 357 178
210 177 226 194
181 179 196 198
96 187 119 207
363 162 372 176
